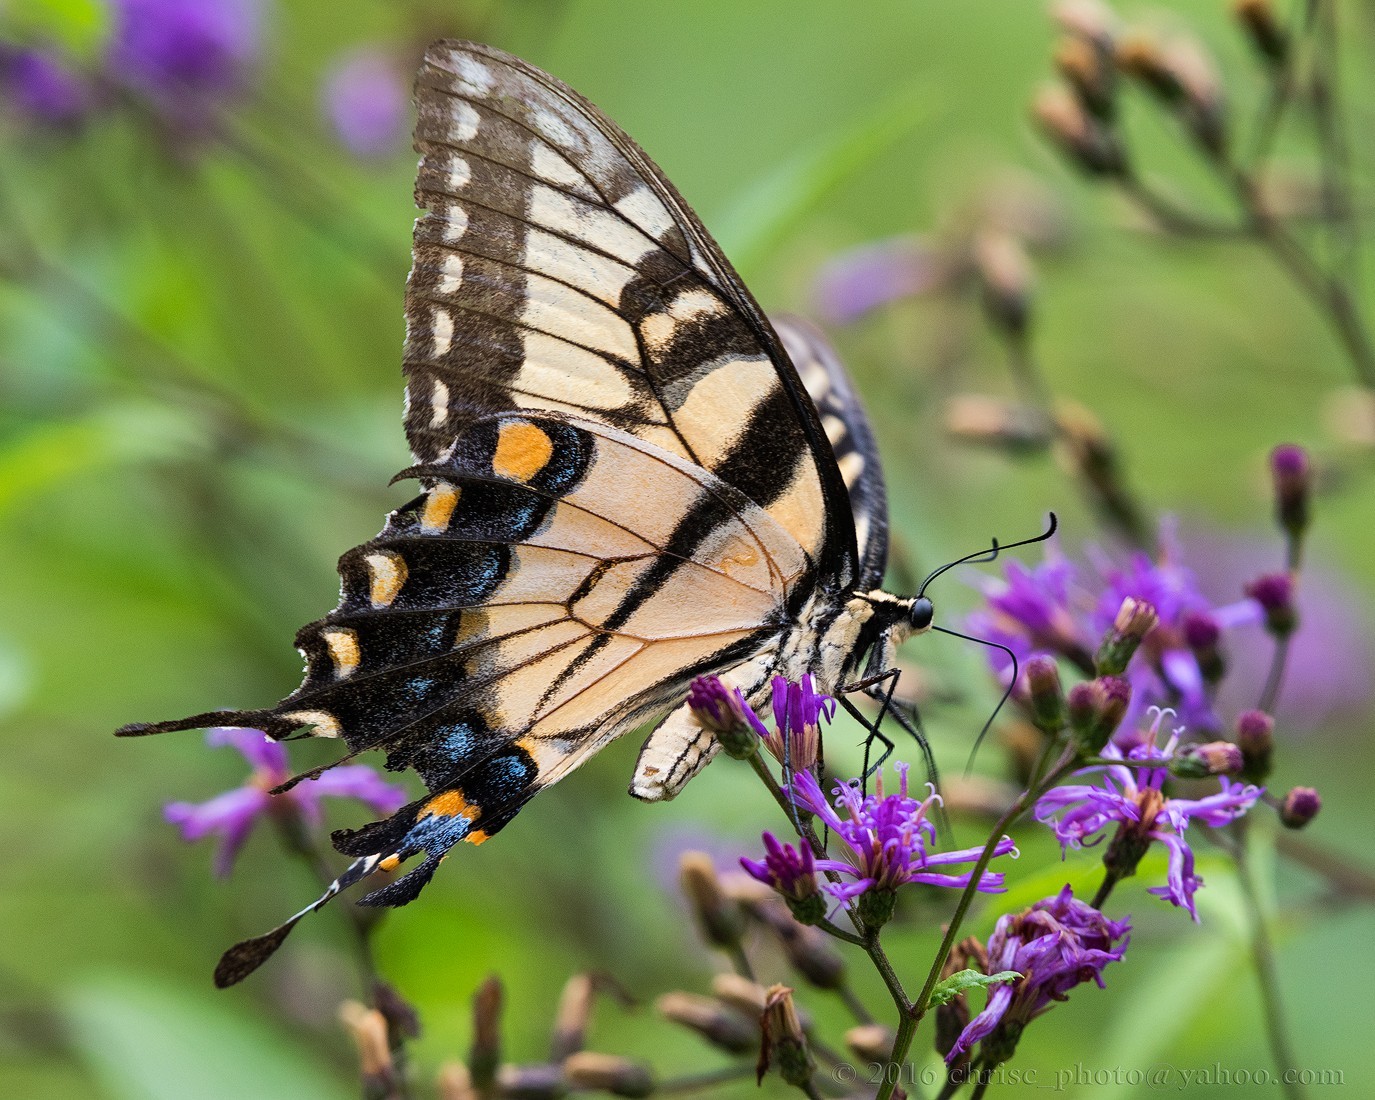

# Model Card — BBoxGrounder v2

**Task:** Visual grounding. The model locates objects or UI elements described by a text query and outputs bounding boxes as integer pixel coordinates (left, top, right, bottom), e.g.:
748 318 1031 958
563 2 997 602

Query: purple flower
108 0 264 128
811 235 947 324
165 727 406 877
966 554 1088 675
321 47 409 160
946 885 1130 1065
789 764 1016 911
1034 708 1263 919
741 832 819 908
0 46 95 127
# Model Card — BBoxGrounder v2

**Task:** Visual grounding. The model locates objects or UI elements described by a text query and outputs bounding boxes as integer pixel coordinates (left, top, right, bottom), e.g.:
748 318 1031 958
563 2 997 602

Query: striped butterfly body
119 40 933 985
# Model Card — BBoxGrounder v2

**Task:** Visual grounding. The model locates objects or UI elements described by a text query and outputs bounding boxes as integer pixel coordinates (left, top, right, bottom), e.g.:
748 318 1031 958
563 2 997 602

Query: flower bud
845 1024 896 1063
339 1001 395 1097
759 985 813 1088
495 1064 567 1099
1052 0 1118 45
655 992 756 1054
1024 655 1067 732
470 976 503 1091
1182 611 1225 684
1068 676 1132 755
974 230 1034 336
1244 573 1298 637
437 1062 477 1100
680 851 745 950
754 903 848 989
710 973 769 1017
1279 786 1321 829
944 393 1055 451
1032 85 1126 176
1269 444 1311 542
563 1053 654 1098
1233 0 1288 65
1095 597 1159 676
1115 33 1183 101
687 676 757 759
1170 740 1243 779
549 974 594 1062
1054 34 1116 121
1235 710 1275 784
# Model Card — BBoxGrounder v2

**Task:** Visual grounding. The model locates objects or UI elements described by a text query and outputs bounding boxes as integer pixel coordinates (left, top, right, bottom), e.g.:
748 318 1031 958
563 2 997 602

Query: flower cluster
1035 708 1262 919
165 726 405 877
947 885 1130 1066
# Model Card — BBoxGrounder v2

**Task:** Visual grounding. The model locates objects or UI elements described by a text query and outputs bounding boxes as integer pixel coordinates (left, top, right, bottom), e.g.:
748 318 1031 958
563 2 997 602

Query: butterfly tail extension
114 709 284 738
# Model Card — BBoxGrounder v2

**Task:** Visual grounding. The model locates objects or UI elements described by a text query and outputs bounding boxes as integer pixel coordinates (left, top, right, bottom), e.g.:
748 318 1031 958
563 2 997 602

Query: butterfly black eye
908 597 934 632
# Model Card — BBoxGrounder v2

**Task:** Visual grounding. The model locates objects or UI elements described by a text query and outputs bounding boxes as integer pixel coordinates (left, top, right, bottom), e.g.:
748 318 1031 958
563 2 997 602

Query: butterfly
119 40 1020 986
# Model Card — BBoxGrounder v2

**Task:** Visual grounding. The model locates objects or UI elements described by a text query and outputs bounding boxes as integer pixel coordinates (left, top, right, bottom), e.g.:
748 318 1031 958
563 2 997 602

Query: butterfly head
906 595 934 634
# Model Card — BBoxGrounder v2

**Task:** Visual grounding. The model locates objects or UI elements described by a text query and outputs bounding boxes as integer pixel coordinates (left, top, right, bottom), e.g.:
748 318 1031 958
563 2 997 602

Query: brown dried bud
758 985 813 1088
549 973 594 1062
1032 85 1125 176
436 1062 478 1100
710 973 769 1017
944 394 1054 452
563 1053 654 1098
495 1064 567 1099
1115 33 1183 100
1055 34 1116 121
1052 0 1118 45
339 1001 395 1096
1233 0 1288 64
846 1024 896 1064
679 851 744 950
753 902 847 989
470 976 503 1090
655 992 757 1055
974 231 1035 336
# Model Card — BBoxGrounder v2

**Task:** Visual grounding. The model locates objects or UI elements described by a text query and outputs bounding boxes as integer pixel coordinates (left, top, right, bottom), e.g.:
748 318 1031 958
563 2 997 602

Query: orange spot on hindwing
422 789 478 821
493 421 553 482
421 482 460 532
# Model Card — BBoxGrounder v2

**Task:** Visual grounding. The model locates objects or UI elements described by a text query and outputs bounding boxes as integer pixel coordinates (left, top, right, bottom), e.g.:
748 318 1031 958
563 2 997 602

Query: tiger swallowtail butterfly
120 40 947 986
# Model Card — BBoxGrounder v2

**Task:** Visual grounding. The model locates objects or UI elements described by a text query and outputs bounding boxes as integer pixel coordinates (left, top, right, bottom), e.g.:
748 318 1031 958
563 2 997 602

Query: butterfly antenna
915 512 1058 599
931 625 1021 777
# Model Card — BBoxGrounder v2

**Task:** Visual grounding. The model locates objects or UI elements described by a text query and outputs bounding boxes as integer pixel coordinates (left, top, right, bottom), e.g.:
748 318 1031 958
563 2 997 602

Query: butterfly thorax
779 587 927 694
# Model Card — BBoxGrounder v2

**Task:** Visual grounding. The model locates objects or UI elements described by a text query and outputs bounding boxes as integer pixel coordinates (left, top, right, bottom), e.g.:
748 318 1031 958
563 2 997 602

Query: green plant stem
1231 819 1307 1100
657 1064 755 1094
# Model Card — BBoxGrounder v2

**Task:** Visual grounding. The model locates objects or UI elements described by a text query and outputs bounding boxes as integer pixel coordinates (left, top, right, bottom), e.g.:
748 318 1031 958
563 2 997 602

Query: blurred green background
2 1 1373 1097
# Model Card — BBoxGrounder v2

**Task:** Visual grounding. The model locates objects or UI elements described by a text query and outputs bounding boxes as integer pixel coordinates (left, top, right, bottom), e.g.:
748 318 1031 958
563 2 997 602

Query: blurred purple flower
1034 708 1262 919
322 46 409 160
108 0 264 125
812 235 946 324
165 726 406 877
0 45 95 126
789 763 1016 904
946 885 1130 1065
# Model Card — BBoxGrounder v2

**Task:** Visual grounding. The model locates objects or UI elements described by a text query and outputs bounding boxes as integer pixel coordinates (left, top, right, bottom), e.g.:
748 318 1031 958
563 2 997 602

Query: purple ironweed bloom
165 726 406 877
321 46 409 160
811 235 946 324
727 674 835 773
788 764 1016 924
741 832 823 922
946 885 1130 1066
0 45 95 127
108 0 263 128
1034 708 1262 920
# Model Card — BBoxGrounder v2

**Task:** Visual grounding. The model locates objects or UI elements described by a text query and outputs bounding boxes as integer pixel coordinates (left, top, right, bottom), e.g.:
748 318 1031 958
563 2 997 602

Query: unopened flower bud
1052 0 1118 45
974 230 1034 336
549 974 594 1062
1115 33 1182 100
1055 34 1116 121
944 393 1054 451
563 1053 654 1098
1235 710 1275 783
470 976 503 1091
759 985 813 1088
1269 444 1311 542
754 903 848 988
1170 740 1243 778
680 852 744 950
655 992 756 1054
437 1062 476 1100
1095 597 1159 675
1024 655 1067 732
339 1001 395 1097
1068 676 1132 755
1182 611 1225 684
1279 786 1321 829
496 1063 567 1099
1162 38 1227 155
710 973 769 1017
1032 85 1125 176
846 1024 896 1063
687 675 757 759
1245 572 1298 636
1233 0 1288 65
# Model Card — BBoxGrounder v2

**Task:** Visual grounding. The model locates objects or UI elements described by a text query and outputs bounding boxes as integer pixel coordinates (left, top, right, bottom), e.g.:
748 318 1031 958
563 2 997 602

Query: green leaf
929 969 1023 1008
63 975 351 1100
711 81 933 277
